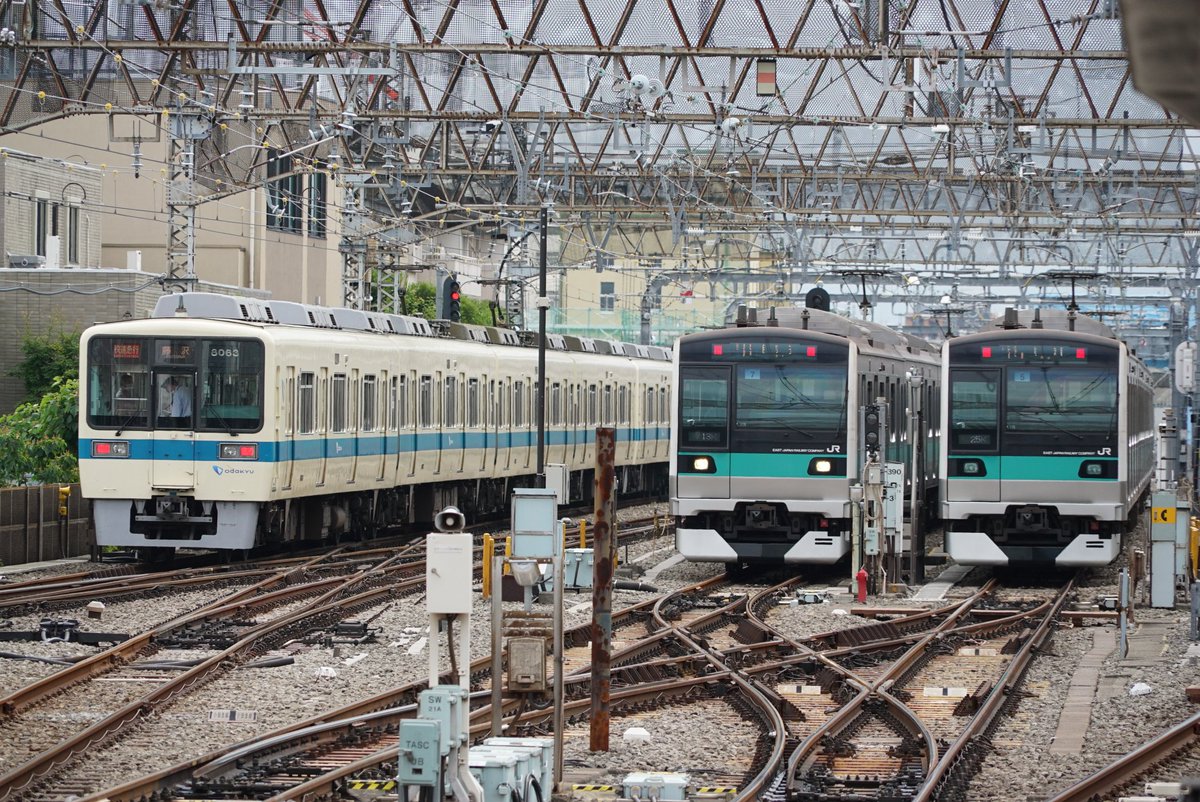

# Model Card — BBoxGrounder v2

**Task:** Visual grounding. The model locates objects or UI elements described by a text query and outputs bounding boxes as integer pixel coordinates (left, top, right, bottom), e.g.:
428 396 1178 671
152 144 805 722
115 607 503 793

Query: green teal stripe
1000 455 1116 481
679 452 843 477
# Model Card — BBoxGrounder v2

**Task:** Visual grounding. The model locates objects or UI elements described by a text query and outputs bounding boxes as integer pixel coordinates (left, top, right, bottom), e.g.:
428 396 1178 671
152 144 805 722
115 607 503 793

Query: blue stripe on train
80 427 668 462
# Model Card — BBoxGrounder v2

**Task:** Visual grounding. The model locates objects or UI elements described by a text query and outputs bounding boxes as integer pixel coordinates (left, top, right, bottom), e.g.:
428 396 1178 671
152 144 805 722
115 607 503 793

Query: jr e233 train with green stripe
79 293 671 559
941 309 1154 568
671 302 942 566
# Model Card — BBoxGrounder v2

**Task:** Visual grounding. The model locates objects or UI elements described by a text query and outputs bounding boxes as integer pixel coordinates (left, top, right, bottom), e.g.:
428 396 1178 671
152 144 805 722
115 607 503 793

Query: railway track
1047 708 1200 802
0 545 430 801
0 513 670 802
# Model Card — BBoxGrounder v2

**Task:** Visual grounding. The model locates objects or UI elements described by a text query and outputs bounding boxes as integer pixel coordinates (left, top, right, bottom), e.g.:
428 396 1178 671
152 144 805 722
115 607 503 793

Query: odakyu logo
213 466 255 476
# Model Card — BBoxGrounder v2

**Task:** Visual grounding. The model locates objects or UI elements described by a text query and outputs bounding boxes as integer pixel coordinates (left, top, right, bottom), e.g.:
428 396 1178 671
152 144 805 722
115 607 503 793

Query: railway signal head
448 280 462 322
864 404 882 454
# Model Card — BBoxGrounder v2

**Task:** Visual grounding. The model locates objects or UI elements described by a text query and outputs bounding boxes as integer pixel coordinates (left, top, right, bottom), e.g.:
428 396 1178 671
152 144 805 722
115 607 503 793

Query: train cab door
677 366 731 499
151 370 196 489
947 367 1001 503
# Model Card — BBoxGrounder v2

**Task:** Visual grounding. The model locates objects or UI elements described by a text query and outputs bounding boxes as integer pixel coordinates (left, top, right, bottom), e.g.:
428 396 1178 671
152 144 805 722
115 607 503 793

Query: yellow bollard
482 533 493 599
503 535 512 574
579 520 587 550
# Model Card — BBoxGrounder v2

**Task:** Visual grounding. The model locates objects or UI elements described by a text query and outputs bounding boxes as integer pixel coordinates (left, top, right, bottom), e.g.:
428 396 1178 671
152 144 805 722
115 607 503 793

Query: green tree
0 377 79 486
13 330 80 403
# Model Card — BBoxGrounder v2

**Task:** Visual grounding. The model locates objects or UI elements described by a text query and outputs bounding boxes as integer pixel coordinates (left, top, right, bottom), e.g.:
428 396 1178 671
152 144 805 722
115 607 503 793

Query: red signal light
1076 348 1086 359
982 347 992 358
450 291 460 300
712 344 723 355
806 346 817 357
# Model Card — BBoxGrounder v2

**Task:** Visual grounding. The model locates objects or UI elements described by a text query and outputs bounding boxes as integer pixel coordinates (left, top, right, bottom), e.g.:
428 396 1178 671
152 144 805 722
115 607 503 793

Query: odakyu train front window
1004 364 1118 449
198 339 265 432
86 337 152 429
733 363 848 451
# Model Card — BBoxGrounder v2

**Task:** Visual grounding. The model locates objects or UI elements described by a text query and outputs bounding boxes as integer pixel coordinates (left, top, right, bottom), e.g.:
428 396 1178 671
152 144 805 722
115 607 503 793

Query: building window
600 281 615 312
266 150 302 233
35 200 48 257
66 206 80 264
308 171 326 238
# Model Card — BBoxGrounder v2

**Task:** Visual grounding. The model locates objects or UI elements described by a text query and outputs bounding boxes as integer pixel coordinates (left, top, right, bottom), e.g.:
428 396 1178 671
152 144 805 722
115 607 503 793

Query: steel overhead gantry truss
1 0 1198 308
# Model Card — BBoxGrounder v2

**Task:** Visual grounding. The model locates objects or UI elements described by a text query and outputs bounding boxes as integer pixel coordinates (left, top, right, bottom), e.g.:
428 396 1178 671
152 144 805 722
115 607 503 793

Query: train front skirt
945 530 1120 567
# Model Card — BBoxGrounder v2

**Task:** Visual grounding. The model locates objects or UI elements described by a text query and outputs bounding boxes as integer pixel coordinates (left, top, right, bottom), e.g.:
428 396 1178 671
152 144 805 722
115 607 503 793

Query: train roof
147 292 669 361
683 304 939 361
978 308 1117 338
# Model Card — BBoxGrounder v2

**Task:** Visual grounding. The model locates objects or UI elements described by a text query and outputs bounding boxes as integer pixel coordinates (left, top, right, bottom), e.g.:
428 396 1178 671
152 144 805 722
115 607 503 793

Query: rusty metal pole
589 427 616 751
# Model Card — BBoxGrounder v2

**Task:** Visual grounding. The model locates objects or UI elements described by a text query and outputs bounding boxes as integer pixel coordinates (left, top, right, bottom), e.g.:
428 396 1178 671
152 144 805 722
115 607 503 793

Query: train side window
388 376 398 430
399 375 409 429
468 379 480 428
949 368 999 451
362 374 377 432
514 381 525 427
331 373 348 433
298 372 315 434
550 383 561 426
444 376 458 427
419 375 433 428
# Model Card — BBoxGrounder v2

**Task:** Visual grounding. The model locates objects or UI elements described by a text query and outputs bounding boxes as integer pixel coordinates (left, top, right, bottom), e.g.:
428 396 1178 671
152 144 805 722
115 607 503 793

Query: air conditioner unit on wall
8 254 45 269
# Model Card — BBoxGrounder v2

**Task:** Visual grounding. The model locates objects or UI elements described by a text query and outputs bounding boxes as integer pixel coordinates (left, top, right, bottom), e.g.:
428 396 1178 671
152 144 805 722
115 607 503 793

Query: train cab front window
87 338 152 430
680 367 730 449
1004 365 1117 446
949 369 999 451
85 336 263 433
198 339 265 432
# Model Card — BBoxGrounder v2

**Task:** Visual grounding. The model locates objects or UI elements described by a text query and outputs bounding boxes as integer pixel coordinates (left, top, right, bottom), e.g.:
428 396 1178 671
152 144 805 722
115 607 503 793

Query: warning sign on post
1152 506 1177 524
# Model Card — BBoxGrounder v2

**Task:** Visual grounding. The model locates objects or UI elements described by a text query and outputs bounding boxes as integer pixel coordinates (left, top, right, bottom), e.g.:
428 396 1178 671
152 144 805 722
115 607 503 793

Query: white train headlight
219 443 259 460
693 456 711 471
812 459 832 474
683 455 716 473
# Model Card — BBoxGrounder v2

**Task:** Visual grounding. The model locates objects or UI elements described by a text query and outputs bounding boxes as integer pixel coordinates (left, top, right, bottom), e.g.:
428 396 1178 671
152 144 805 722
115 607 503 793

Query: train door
471 377 486 472
403 373 417 478
365 372 385 482
348 370 361 483
497 379 511 471
444 373 464 474
569 384 580 466
676 366 731 499
151 369 196 489
515 379 531 469
318 369 329 486
279 366 295 491
947 367 1000 503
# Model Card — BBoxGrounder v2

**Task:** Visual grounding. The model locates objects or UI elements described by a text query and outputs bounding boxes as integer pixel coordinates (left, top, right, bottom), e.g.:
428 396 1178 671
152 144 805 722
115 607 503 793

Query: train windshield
1005 365 1117 443
733 363 847 449
86 336 265 432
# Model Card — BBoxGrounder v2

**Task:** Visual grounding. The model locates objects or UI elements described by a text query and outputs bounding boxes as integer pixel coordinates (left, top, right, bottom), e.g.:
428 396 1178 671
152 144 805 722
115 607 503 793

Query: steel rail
1046 710 1200 802
81 571 718 802
915 578 1076 801
784 580 999 791
0 550 423 800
